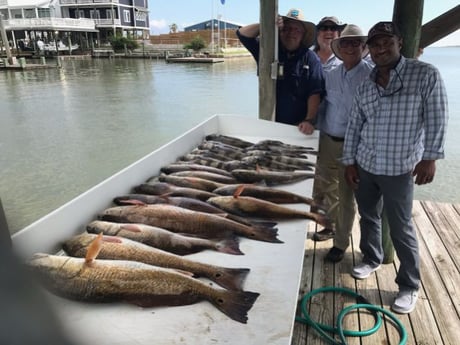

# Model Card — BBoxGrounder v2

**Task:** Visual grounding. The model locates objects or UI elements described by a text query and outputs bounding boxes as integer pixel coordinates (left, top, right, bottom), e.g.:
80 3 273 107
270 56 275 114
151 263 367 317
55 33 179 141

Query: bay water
0 47 458 234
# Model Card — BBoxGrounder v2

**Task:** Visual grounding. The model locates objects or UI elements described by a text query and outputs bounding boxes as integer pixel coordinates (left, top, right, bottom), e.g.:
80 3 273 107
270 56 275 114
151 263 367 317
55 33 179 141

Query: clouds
150 19 169 34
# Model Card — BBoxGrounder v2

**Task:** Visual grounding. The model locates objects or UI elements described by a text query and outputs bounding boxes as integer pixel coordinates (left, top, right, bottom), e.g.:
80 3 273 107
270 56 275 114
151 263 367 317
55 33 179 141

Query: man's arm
298 93 321 135
237 24 260 38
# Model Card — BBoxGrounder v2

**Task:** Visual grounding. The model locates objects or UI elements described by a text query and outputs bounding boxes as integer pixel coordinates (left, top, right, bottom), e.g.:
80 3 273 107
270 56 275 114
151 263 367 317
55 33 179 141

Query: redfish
28 254 259 324
98 204 281 243
207 195 330 227
86 220 242 256
63 233 249 290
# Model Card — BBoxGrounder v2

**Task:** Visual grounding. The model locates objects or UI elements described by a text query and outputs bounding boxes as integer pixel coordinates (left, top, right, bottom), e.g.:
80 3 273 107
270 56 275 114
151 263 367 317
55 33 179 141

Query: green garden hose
295 286 408 345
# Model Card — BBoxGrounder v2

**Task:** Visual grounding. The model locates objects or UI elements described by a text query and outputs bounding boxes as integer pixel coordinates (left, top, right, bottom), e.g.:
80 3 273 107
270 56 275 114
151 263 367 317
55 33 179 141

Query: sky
149 0 460 47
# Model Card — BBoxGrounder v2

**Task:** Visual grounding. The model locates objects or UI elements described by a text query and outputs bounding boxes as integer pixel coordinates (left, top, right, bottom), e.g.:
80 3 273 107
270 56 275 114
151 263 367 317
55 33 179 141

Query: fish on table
98 204 281 243
28 253 259 324
160 163 233 177
178 157 253 172
212 184 327 212
207 195 330 227
231 168 315 186
168 170 238 184
205 134 255 149
86 220 243 256
198 140 246 156
63 233 249 291
158 174 225 192
240 156 306 171
112 194 277 228
133 182 217 201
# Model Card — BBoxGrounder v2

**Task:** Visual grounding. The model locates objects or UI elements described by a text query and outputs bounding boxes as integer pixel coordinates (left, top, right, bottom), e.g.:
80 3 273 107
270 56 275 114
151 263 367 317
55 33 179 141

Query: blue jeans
354 165 420 290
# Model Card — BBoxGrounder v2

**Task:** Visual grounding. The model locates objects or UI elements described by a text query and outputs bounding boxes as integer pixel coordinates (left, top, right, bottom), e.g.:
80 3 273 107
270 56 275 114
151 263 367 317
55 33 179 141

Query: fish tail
211 290 260 324
215 238 244 255
309 212 332 228
249 220 278 228
210 267 250 291
249 225 283 243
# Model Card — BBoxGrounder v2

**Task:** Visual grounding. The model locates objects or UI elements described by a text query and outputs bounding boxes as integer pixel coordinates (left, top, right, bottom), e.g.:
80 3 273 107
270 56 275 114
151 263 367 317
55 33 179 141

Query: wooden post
259 0 277 121
382 210 395 264
0 198 11 249
420 5 460 48
392 0 424 58
0 13 14 65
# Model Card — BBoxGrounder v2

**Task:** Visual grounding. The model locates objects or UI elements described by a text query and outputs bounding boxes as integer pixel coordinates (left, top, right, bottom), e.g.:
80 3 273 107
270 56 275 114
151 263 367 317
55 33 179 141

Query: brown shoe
312 228 335 241
325 247 345 262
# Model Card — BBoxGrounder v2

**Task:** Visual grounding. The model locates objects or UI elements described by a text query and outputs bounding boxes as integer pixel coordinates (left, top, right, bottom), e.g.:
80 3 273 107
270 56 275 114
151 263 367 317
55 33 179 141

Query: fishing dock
292 200 460 344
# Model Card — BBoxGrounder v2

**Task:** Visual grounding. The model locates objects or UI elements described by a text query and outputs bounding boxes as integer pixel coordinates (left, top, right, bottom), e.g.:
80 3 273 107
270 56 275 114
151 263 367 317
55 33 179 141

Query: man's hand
344 164 360 189
413 159 436 185
298 120 315 135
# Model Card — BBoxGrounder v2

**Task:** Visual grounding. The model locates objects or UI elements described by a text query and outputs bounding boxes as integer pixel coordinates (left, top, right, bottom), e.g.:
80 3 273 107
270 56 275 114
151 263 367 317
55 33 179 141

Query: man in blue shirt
237 8 324 129
311 24 373 258
342 22 448 314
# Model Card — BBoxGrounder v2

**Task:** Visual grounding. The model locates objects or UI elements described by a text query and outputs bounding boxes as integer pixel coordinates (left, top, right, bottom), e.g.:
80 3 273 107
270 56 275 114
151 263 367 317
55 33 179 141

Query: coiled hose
295 286 408 345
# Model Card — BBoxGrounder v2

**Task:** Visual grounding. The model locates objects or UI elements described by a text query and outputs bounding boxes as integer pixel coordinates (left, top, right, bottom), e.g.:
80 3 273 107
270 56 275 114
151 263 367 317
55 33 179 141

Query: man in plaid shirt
341 21 448 314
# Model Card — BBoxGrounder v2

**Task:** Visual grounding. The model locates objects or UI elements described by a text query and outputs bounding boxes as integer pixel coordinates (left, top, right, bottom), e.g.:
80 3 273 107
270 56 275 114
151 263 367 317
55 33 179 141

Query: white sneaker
351 262 381 279
391 289 419 314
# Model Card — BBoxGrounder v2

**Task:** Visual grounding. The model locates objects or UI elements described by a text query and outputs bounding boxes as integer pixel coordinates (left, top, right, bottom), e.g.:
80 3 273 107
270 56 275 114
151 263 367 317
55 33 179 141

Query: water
1 47 458 234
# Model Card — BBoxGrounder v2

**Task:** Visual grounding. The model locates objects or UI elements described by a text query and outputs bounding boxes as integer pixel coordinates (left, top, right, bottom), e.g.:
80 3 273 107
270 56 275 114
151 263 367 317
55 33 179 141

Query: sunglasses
318 25 339 32
338 40 363 48
280 26 305 35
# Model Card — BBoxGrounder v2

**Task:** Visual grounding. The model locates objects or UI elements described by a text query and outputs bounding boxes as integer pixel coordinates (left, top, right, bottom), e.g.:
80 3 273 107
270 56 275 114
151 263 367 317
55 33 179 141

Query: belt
325 133 344 142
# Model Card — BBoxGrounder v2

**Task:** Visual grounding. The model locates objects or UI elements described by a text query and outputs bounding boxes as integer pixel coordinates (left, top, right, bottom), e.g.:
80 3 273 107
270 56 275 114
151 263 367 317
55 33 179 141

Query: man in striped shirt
341 21 448 314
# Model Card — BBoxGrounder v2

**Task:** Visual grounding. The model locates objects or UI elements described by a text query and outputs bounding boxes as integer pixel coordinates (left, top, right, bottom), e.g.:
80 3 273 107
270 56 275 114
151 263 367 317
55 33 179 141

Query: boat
41 41 79 53
12 115 319 345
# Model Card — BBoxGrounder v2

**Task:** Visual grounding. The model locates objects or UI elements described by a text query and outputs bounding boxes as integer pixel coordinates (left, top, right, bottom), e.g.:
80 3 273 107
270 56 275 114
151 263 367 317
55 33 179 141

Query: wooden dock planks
292 200 460 345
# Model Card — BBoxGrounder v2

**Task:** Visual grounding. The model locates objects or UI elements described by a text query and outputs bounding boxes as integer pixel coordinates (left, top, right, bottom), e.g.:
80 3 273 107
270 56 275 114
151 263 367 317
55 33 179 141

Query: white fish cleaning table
12 115 319 345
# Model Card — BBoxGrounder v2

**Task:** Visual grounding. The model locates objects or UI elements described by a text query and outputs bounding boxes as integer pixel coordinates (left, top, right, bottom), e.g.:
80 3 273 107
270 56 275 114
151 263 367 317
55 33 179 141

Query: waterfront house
60 0 150 43
0 0 149 54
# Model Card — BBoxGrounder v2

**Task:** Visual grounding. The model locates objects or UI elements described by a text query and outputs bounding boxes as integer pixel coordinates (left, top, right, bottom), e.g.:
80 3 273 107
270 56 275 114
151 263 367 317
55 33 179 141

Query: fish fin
118 199 147 206
211 290 260 324
233 184 245 198
209 267 250 290
248 220 278 228
101 236 123 243
173 269 194 277
120 224 143 233
158 194 171 202
215 237 244 255
85 232 103 264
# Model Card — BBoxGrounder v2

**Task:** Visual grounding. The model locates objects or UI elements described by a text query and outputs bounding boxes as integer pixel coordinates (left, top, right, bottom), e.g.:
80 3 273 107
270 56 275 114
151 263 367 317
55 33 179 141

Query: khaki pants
312 132 356 250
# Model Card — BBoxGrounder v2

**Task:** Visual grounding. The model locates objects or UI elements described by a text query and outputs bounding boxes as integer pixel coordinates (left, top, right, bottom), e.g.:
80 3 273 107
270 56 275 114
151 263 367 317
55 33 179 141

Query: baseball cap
366 21 401 44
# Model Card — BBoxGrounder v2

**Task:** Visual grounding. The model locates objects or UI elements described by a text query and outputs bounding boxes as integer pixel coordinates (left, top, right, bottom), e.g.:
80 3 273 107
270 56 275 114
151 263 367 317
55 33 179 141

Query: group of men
237 9 448 315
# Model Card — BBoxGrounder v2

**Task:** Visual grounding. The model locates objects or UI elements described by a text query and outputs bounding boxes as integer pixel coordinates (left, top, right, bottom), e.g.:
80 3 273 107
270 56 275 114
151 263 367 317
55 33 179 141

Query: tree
183 35 206 52
169 23 178 34
109 35 139 52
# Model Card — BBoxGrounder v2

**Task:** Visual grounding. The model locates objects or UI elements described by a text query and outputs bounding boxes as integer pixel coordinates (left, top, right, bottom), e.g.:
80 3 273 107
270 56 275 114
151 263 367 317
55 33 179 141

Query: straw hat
282 8 316 48
331 24 369 60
